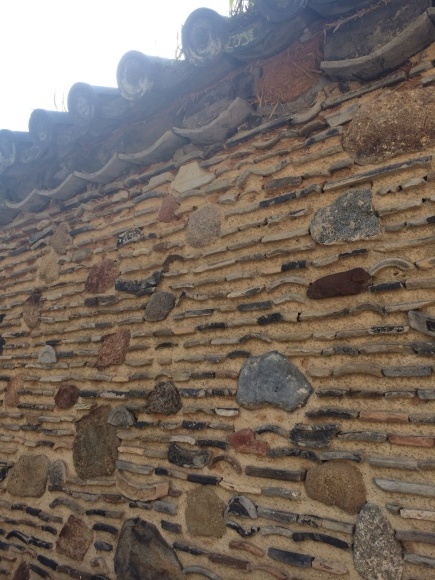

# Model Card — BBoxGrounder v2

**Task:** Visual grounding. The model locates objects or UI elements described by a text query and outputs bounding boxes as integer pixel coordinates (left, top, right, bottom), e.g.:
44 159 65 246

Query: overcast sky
1 1 227 131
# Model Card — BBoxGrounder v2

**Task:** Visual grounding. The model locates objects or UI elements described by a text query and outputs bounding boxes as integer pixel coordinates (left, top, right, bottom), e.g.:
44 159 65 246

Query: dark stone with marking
369 281 404 293
225 521 259 537
411 342 435 356
115 518 184 579
208 553 250 570
245 466 305 481
95 541 113 552
117 228 144 248
56 515 92 561
259 191 297 208
161 520 182 534
293 532 350 549
144 381 182 415
187 474 221 485
115 271 161 296
268 547 313 568
173 542 207 556
197 440 227 449
281 260 307 272
339 248 368 259
168 443 210 469
306 408 358 419
237 351 313 412
238 301 272 312
263 176 302 191
144 292 176 322
73 406 119 479
93 523 118 535
268 447 319 461
308 268 371 299
257 313 283 325
225 496 257 519
290 423 339 449
37 555 58 571
197 322 227 331
182 420 208 430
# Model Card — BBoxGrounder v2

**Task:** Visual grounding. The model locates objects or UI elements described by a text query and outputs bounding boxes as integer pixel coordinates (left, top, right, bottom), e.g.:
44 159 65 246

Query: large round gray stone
310 189 380 245
354 503 403 580
236 351 313 411
186 205 221 248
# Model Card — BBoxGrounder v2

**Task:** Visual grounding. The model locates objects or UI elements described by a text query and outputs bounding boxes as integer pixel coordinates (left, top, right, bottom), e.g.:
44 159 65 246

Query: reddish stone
307 268 371 299
96 330 130 369
55 384 79 409
4 375 23 407
228 428 270 456
85 259 119 294
56 515 93 561
12 563 29 580
388 434 434 448
145 381 182 415
23 291 42 329
158 195 179 223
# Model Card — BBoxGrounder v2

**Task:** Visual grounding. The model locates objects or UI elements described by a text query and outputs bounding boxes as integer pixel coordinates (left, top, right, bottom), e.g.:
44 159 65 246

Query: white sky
1 1 228 131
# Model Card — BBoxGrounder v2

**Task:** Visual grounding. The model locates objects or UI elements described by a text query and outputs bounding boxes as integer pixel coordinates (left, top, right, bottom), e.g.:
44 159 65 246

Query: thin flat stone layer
353 503 403 580
114 518 184 579
310 189 380 245
236 351 313 411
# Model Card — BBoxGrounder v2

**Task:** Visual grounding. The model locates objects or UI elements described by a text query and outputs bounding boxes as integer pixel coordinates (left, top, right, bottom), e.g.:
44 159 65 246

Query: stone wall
1 43 435 580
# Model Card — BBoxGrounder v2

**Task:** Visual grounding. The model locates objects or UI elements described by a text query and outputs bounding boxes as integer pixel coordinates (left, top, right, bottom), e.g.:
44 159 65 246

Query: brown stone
388 434 434 448
12 562 29 580
4 375 23 407
344 89 435 165
6 454 49 498
304 460 366 514
114 518 184 580
55 384 80 409
359 411 409 423
158 195 179 223
96 330 130 369
56 515 93 561
228 428 270 456
186 205 221 248
144 292 176 322
85 259 119 293
307 268 371 299
144 381 182 415
22 291 42 329
186 486 226 538
73 406 119 479
50 222 72 255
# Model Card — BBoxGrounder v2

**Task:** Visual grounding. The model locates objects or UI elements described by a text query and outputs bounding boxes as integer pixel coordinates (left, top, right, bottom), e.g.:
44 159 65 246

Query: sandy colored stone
186 204 221 248
310 189 380 245
56 515 93 561
144 381 182 415
344 89 435 165
4 375 23 407
73 406 119 479
96 330 130 369
38 248 60 282
158 195 179 222
50 222 72 255
304 460 366 514
354 503 403 580
22 291 42 329
115 518 184 580
186 486 226 538
144 291 176 322
6 454 49 498
171 160 215 194
55 384 79 409
85 259 119 293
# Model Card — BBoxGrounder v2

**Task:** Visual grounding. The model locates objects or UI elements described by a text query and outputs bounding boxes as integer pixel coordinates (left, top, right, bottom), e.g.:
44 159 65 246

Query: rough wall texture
1 40 435 580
